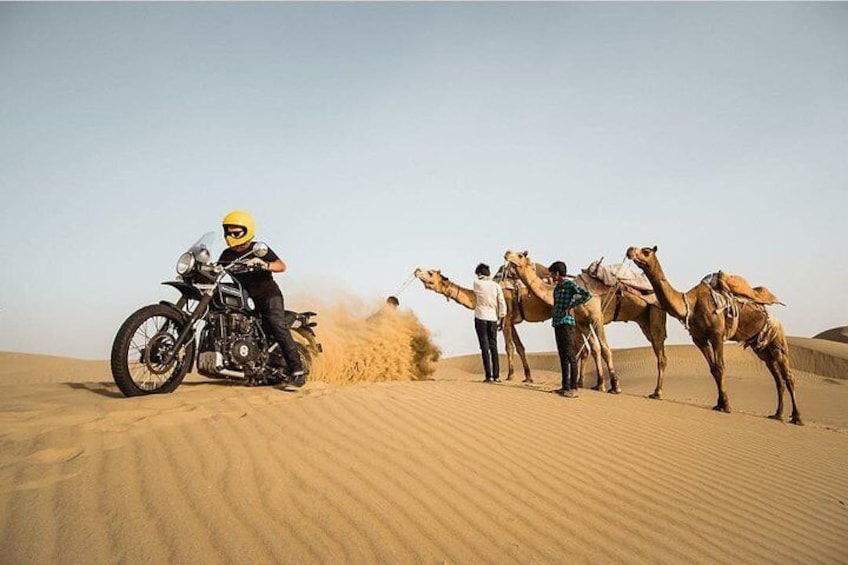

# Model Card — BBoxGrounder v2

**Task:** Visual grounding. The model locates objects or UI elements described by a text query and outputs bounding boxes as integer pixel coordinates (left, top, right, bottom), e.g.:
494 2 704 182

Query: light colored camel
414 268 551 383
505 250 669 397
626 245 802 425
502 251 621 393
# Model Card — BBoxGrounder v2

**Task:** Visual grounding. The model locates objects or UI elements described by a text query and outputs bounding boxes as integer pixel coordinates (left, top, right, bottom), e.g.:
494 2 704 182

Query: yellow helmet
222 210 255 248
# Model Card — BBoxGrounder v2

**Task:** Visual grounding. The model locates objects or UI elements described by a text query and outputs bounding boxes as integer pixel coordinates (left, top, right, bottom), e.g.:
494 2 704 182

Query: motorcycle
110 232 322 397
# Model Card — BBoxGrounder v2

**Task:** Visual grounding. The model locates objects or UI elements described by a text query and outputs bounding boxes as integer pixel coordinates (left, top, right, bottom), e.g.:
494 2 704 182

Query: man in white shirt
473 263 508 382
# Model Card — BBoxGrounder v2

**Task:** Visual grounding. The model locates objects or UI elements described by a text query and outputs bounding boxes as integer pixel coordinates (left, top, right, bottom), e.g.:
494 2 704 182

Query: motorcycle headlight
176 252 196 275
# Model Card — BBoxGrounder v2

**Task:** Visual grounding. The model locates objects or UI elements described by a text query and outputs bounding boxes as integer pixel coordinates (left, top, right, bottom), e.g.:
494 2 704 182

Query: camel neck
440 280 476 310
643 261 688 321
516 262 554 306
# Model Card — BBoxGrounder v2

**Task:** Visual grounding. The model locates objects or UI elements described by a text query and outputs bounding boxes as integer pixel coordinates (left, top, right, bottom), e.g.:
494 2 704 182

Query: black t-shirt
218 243 282 300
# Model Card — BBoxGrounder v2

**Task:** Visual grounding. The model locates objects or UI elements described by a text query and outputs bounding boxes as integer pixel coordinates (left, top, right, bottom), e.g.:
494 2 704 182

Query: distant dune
1 340 847 563
813 325 848 344
788 335 848 380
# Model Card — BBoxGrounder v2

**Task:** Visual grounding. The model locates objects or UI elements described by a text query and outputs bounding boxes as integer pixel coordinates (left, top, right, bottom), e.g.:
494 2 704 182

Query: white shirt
473 276 507 322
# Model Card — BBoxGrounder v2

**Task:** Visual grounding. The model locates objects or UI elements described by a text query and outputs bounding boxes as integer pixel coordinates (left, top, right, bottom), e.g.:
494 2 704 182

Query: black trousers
255 293 304 374
554 324 579 390
475 318 500 380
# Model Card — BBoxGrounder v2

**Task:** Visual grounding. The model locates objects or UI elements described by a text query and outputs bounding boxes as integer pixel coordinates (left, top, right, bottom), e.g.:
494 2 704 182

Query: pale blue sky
1 2 846 360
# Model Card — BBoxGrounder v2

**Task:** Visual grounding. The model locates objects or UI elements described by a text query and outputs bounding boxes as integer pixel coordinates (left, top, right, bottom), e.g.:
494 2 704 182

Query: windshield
186 232 218 265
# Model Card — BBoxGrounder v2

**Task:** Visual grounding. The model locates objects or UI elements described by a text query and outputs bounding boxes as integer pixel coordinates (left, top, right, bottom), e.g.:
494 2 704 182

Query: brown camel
626 245 802 425
503 251 623 393
505 250 669 397
414 267 551 383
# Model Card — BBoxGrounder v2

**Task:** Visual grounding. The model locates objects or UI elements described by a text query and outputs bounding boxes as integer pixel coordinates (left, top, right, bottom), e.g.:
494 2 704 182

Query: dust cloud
295 294 441 385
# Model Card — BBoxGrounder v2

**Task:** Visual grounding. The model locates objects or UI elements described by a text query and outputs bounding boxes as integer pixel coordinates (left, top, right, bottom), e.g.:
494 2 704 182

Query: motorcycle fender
162 281 204 302
156 300 190 323
294 327 323 354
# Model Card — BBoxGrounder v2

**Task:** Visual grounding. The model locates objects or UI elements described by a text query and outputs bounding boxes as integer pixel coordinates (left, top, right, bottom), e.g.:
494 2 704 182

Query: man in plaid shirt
549 261 592 397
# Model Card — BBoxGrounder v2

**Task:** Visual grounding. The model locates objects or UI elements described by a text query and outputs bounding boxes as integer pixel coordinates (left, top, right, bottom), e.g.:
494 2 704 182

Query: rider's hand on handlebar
246 258 269 271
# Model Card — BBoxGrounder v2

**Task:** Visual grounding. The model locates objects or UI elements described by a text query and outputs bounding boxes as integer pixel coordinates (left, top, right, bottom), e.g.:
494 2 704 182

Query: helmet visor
223 225 247 239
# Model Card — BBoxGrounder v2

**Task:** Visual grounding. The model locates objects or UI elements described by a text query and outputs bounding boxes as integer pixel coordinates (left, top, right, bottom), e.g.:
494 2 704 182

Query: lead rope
392 271 417 298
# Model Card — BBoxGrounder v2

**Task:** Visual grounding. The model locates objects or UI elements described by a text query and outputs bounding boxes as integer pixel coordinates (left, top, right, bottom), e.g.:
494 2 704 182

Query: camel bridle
440 278 462 303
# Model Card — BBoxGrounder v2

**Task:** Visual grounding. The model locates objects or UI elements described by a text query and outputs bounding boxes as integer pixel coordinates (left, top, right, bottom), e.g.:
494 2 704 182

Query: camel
626 245 802 425
504 250 669 397
503 251 623 393
414 267 552 383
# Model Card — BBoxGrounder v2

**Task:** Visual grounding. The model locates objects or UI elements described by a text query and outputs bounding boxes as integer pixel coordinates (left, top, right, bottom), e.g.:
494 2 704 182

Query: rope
392 271 417 298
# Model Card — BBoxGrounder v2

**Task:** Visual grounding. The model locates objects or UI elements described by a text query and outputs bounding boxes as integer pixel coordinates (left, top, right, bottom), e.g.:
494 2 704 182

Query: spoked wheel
111 304 195 397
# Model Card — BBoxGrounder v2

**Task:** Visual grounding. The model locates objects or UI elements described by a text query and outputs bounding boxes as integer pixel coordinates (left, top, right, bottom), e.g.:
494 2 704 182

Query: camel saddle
585 259 654 293
701 271 784 306
579 260 659 308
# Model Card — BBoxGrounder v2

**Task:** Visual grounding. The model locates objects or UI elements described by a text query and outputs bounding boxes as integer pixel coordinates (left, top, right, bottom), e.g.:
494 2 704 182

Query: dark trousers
554 324 579 390
475 318 500 380
255 293 304 374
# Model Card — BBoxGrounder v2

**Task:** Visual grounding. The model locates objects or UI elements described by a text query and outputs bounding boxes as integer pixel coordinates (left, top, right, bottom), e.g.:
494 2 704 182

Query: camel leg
577 344 590 389
694 336 730 413
501 322 516 381
576 321 603 390
780 354 803 426
593 320 619 394
760 345 803 425
640 308 668 400
511 326 533 383
756 351 785 422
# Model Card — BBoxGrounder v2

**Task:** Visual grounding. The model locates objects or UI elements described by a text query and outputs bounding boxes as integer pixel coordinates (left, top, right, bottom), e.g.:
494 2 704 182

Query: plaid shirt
552 279 592 327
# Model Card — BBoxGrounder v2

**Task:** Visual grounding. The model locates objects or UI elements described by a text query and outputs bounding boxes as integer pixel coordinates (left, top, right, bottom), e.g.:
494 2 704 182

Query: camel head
626 246 659 272
503 250 553 283
414 267 450 293
504 249 532 270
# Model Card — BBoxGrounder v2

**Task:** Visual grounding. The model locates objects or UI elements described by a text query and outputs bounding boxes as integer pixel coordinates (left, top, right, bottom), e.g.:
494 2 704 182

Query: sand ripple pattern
2 372 847 564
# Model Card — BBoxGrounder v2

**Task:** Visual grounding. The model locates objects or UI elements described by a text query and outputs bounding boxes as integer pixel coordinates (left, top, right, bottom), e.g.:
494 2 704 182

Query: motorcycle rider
218 210 306 385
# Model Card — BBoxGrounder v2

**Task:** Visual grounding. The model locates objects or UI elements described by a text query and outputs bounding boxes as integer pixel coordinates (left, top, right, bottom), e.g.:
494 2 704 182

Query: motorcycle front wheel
110 304 195 397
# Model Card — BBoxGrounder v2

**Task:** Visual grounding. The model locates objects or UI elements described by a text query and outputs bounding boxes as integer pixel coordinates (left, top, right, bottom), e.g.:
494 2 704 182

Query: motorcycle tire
111 304 195 397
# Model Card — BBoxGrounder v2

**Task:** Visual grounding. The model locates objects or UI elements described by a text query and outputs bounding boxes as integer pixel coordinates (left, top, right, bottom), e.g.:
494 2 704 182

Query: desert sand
1 335 847 564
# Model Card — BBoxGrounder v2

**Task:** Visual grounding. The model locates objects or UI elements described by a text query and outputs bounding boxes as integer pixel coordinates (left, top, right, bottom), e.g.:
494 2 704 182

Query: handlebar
194 245 265 280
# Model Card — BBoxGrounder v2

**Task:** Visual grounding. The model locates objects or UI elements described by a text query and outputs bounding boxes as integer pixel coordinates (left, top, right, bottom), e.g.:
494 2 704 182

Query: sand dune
813 325 848 345
1 341 847 564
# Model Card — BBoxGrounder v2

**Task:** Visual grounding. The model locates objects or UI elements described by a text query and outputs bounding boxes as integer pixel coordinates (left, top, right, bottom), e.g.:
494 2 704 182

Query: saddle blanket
701 271 783 306
584 260 654 293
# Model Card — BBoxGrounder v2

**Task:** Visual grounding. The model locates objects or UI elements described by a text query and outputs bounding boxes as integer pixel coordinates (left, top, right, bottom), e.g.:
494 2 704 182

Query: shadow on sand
64 382 125 399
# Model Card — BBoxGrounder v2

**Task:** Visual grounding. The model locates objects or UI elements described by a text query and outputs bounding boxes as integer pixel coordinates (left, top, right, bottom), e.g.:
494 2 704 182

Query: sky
1 2 847 361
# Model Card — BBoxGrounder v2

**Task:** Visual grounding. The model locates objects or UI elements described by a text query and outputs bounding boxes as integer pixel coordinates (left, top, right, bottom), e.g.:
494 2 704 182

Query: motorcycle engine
197 311 270 380
228 337 260 365
225 313 261 367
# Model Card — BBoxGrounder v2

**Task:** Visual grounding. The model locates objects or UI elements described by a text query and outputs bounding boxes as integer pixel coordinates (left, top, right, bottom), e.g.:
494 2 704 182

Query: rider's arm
267 258 286 273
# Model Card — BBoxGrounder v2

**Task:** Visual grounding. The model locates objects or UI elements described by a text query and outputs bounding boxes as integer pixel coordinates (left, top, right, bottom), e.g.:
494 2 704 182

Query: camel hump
709 271 784 305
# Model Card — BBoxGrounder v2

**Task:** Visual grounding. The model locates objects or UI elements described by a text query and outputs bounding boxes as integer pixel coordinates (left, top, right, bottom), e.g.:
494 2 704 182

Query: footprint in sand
25 446 85 464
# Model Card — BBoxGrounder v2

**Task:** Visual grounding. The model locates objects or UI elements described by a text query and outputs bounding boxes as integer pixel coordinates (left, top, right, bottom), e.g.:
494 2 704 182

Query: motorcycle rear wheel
111 304 195 397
